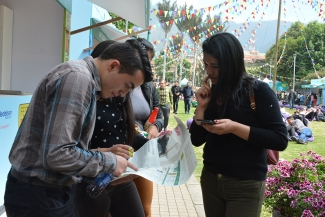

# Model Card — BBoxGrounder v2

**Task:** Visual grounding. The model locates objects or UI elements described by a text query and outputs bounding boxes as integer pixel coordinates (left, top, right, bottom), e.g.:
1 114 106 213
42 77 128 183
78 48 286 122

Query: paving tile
151 174 203 217
159 211 170 216
169 211 180 216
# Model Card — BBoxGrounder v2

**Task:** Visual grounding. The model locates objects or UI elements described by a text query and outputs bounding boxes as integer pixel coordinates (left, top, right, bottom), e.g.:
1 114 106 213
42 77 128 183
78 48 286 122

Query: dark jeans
161 103 170 130
184 97 191 113
4 171 74 217
173 96 180 112
289 99 294 109
200 167 265 217
287 125 295 137
74 181 144 217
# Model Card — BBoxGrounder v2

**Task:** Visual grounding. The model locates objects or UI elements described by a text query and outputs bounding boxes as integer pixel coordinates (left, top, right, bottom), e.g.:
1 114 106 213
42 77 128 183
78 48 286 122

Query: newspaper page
114 116 197 186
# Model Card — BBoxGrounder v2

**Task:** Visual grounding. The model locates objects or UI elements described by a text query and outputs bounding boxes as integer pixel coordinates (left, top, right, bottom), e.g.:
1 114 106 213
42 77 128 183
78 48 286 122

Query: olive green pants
200 167 265 217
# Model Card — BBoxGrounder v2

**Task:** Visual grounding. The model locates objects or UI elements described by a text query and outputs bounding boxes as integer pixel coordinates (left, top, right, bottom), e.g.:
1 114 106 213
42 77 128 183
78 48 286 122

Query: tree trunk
192 44 197 87
162 33 167 80
179 51 184 84
174 57 178 82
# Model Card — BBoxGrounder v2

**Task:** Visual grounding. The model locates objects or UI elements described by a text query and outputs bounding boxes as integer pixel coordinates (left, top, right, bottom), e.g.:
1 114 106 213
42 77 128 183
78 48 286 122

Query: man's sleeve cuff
100 152 117 174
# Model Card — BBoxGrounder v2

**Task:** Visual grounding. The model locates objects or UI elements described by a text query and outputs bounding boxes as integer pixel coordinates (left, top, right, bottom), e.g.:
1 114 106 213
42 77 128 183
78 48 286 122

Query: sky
151 0 325 23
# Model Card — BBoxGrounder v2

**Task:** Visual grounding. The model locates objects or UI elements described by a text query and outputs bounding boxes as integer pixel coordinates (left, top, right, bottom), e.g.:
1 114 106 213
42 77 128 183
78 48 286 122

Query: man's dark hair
99 41 153 82
127 38 155 59
287 116 294 120
91 40 117 58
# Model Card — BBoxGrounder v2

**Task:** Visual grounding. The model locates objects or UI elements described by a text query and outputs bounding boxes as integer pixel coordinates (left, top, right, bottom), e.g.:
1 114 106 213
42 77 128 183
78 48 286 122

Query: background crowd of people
276 90 322 108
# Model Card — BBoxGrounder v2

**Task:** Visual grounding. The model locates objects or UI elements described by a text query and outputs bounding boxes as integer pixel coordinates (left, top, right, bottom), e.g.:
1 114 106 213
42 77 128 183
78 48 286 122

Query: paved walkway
152 175 205 217
0 175 205 217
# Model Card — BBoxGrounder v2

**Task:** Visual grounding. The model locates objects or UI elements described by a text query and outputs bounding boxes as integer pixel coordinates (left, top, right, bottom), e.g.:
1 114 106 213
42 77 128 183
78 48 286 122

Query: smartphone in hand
197 119 215 125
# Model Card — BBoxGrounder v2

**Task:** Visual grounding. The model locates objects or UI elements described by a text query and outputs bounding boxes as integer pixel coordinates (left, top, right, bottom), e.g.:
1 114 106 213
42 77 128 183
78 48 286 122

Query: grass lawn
168 101 325 217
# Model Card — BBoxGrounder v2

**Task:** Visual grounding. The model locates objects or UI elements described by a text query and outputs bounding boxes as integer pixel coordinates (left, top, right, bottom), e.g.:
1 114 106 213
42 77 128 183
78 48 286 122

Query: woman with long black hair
190 32 288 217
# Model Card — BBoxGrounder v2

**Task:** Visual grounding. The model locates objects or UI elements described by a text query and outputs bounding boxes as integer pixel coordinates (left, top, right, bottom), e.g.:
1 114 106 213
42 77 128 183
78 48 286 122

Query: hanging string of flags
151 22 223 49
127 0 273 35
306 0 325 21
151 19 226 59
151 0 241 16
146 0 323 76
242 2 269 49
232 3 263 38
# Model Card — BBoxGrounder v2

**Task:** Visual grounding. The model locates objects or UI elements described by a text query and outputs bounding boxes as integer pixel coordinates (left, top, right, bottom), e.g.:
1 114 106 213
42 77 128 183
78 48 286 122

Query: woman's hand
92 144 132 159
195 76 211 109
146 124 159 139
202 119 250 141
202 119 236 135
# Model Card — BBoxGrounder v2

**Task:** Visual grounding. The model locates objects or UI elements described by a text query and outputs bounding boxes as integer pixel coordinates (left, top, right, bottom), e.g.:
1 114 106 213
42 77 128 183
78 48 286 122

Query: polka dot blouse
90 99 128 149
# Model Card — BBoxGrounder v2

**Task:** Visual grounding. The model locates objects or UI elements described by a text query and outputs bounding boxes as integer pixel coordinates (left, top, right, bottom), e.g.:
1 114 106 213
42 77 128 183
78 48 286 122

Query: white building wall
0 0 63 93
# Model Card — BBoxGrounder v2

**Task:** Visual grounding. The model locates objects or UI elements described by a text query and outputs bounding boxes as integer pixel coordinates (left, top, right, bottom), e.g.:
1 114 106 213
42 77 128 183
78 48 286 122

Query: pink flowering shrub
264 151 325 217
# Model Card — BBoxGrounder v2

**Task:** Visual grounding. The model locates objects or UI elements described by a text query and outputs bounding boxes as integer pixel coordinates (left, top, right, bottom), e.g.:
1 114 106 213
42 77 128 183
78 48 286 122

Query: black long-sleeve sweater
190 81 288 181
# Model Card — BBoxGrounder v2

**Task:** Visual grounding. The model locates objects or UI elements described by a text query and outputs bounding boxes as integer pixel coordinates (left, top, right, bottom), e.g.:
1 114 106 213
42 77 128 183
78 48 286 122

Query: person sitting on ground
286 116 313 144
305 107 317 121
315 108 325 122
299 108 307 115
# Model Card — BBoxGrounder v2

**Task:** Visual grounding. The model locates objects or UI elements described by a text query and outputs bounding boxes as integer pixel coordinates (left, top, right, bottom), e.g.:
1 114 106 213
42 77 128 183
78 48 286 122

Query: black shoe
297 138 308 145
175 112 177 114
291 136 298 142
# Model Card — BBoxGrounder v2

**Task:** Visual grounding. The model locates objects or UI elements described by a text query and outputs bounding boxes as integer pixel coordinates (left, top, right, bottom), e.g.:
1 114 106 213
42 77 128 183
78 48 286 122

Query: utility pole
293 54 296 91
272 0 282 91
179 51 184 84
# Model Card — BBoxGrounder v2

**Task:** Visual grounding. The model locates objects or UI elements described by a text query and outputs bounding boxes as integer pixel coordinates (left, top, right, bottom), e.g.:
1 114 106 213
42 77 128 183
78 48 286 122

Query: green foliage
266 21 325 82
177 59 191 79
154 56 174 80
108 12 135 33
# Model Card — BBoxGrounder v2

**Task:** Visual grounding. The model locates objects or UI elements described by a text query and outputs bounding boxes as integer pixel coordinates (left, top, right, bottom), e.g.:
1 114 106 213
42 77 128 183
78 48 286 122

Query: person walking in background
299 93 305 106
288 89 296 109
130 38 164 217
171 81 182 114
4 41 153 217
182 81 194 114
157 79 173 131
190 32 287 217
310 93 314 107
